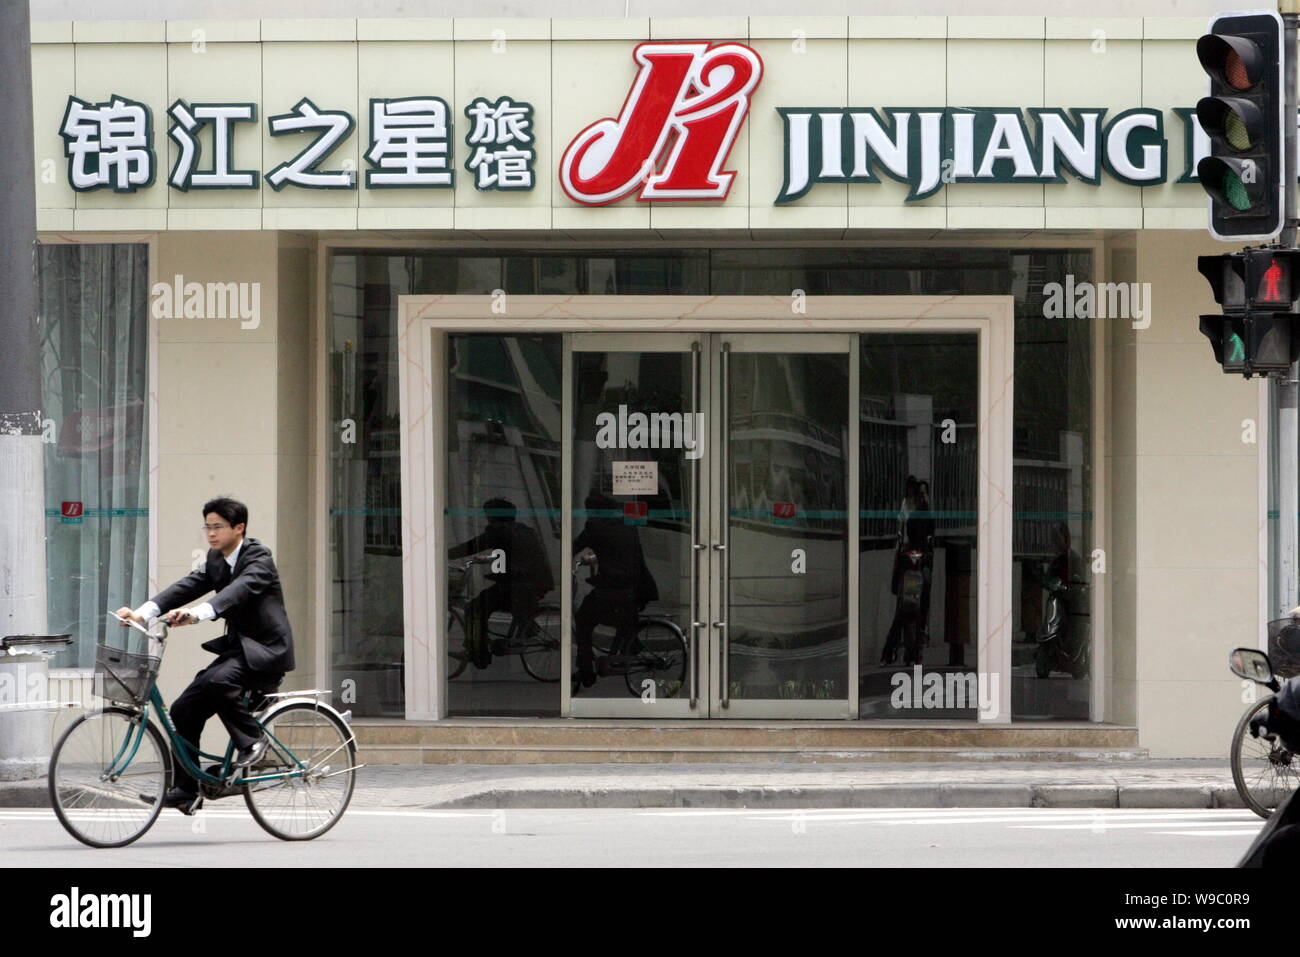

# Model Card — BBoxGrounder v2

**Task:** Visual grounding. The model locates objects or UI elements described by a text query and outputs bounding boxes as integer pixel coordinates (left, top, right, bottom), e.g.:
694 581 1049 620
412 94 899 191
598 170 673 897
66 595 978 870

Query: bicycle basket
95 627 163 706
1267 618 1300 680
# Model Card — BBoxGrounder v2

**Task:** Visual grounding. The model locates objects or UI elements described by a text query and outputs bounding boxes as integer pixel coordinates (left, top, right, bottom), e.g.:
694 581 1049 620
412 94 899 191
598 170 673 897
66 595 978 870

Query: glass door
564 333 855 718
709 334 855 717
566 334 706 717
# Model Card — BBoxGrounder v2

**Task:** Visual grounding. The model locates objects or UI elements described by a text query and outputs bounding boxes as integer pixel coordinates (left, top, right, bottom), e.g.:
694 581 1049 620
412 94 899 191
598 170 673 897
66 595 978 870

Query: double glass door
567 333 853 717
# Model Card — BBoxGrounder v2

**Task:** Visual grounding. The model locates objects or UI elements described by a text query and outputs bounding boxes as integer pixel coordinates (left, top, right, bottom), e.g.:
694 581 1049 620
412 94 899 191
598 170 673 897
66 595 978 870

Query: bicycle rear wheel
623 620 688 699
1231 695 1300 819
520 609 562 682
243 702 356 840
48 706 169 848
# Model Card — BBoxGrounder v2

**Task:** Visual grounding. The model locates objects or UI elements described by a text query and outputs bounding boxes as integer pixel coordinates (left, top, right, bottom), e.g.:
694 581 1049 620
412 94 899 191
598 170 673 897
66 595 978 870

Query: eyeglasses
202 523 230 532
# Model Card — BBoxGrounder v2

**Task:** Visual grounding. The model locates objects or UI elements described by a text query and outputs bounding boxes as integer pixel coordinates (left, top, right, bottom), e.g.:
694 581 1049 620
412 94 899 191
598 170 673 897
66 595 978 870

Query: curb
423 782 1250 810
0 779 1251 811
0 781 48 808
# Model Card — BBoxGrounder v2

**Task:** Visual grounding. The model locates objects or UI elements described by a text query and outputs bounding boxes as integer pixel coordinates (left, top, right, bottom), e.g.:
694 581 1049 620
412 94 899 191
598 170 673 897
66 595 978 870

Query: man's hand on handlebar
113 606 143 626
163 608 199 627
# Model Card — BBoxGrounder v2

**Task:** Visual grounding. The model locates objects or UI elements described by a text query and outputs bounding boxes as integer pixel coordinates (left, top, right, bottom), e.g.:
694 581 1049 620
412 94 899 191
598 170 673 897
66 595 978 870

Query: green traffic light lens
1222 170 1252 211
1224 111 1252 150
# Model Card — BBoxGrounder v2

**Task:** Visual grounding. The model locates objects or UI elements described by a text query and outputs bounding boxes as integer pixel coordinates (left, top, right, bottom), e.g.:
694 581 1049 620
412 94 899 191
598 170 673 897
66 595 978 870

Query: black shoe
160 787 202 815
233 734 269 769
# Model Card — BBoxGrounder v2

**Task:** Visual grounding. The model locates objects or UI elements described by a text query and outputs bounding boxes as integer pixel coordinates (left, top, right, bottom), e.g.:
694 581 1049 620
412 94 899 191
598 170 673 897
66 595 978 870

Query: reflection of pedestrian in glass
880 476 935 665
1048 522 1081 585
448 498 553 668
572 492 659 689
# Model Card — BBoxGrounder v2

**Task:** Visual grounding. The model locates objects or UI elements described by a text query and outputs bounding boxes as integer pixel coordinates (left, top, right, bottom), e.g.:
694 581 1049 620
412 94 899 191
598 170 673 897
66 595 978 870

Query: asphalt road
0 807 1264 867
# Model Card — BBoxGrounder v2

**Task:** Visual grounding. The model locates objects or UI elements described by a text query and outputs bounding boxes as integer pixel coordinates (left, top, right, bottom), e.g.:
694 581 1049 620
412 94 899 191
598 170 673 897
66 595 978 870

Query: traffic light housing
1195 12 1286 240
1199 249 1300 376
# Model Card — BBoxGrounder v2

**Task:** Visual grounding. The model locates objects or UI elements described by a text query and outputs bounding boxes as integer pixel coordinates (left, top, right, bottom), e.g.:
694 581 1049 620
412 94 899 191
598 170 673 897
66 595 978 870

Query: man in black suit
115 496 294 813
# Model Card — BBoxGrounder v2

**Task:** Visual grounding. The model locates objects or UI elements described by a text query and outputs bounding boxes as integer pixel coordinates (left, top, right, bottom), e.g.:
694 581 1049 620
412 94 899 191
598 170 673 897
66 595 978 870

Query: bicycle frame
98 685 314 789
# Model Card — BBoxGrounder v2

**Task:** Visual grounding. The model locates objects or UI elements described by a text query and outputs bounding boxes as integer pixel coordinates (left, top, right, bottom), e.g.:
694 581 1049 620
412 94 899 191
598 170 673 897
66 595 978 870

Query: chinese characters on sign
60 94 156 192
59 93 529 194
464 96 535 190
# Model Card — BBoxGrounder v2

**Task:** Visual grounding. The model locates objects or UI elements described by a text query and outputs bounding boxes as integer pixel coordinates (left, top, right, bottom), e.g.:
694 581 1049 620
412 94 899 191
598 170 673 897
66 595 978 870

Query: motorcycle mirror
1228 647 1275 684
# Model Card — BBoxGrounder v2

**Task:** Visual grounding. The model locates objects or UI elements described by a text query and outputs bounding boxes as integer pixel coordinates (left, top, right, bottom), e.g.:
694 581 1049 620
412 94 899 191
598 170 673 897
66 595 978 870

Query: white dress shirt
135 539 243 623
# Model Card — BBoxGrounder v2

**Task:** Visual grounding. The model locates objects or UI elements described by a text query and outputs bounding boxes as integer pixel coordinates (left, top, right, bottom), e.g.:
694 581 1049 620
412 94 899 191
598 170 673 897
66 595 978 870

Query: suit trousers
169 652 279 793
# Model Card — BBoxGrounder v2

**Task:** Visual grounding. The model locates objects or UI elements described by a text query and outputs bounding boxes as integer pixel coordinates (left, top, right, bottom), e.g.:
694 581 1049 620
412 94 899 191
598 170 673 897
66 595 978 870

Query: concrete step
355 743 1146 766
349 719 1139 759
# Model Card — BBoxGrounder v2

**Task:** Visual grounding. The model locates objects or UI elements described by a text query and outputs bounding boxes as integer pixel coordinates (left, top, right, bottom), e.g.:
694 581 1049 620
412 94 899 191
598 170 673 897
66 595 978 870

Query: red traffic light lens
1225 49 1251 89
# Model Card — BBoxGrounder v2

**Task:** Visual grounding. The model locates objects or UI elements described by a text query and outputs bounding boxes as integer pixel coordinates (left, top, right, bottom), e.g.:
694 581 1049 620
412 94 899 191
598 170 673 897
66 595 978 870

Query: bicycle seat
244 678 283 712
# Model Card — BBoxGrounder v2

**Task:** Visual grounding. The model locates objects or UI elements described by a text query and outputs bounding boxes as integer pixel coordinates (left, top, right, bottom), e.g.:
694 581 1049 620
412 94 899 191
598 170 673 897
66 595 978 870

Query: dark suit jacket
151 537 295 675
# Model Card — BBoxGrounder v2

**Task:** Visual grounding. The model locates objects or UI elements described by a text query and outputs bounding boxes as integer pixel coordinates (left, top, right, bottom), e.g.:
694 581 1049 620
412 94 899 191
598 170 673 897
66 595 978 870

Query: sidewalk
350 760 1247 809
3 760 1251 810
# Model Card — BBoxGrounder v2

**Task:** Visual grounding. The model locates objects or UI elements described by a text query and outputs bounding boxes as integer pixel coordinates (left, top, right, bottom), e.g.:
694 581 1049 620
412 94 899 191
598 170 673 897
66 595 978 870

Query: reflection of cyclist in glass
448 498 553 668
572 492 658 689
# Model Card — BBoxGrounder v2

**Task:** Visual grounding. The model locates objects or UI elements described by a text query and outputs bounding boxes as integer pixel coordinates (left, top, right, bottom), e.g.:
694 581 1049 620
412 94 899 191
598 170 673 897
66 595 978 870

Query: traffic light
1198 249 1300 376
1195 12 1286 241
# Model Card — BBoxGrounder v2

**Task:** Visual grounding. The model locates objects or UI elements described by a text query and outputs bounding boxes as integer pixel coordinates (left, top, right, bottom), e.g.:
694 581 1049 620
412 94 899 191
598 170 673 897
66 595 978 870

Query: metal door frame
706 333 857 718
566 333 710 718
394 295 1015 725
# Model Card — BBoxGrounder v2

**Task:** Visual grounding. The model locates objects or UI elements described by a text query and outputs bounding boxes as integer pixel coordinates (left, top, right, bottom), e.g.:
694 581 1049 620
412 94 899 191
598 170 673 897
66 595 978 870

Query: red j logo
559 41 763 205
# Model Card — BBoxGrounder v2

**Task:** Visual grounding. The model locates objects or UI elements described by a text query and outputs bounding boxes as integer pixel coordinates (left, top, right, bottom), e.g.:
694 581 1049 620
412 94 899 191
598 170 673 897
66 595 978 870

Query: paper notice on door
611 461 658 495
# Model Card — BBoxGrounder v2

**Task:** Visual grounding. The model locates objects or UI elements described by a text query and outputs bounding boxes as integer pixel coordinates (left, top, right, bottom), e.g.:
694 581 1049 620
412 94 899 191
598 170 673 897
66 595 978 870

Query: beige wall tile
649 17 748 40
453 19 550 42
357 19 453 42
157 342 278 456
1135 567 1257 681
1132 453 1257 571
165 42 263 210
1132 343 1256 456
1042 38 1143 210
261 20 357 43
356 41 456 210
1137 678 1249 757
944 39 1044 209
846 38 946 211
260 42 359 210
750 37 845 213
155 230 279 342
454 40 551 210
165 20 262 44
72 43 168 211
31 43 76 212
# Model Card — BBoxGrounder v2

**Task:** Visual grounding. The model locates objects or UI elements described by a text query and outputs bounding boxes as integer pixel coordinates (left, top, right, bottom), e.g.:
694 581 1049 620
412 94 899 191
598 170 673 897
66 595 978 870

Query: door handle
718 344 731 707
688 340 702 710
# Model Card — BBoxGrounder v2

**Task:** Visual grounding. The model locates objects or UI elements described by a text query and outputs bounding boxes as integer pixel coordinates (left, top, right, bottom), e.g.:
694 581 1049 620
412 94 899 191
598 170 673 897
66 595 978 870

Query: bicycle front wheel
447 608 468 679
48 706 169 848
520 609 562 682
243 702 357 841
624 620 689 699
1231 695 1300 819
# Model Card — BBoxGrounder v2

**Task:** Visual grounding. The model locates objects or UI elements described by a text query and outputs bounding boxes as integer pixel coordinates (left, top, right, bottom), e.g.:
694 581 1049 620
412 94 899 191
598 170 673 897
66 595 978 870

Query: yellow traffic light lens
1224 111 1252 149
1225 49 1251 89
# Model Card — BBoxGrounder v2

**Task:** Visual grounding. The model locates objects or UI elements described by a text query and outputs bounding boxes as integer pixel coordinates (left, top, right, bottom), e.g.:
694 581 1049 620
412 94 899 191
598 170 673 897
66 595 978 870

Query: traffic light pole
1279 6 1299 619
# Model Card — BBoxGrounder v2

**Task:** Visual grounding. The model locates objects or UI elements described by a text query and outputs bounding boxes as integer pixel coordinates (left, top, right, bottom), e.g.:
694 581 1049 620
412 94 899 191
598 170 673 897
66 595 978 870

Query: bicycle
446 553 688 697
1228 622 1300 819
47 613 361 848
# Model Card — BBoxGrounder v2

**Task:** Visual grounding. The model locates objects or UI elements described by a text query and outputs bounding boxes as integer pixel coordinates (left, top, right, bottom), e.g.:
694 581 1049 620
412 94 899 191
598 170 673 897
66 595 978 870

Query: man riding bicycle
114 497 294 814
448 497 554 668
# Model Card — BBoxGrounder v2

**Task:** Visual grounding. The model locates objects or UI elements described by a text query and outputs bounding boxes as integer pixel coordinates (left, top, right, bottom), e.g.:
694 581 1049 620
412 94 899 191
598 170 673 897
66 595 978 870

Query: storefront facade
30 12 1270 756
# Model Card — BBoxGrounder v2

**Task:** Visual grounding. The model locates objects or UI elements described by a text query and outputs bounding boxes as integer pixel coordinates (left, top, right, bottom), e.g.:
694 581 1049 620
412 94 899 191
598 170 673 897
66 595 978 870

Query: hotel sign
54 40 1224 206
